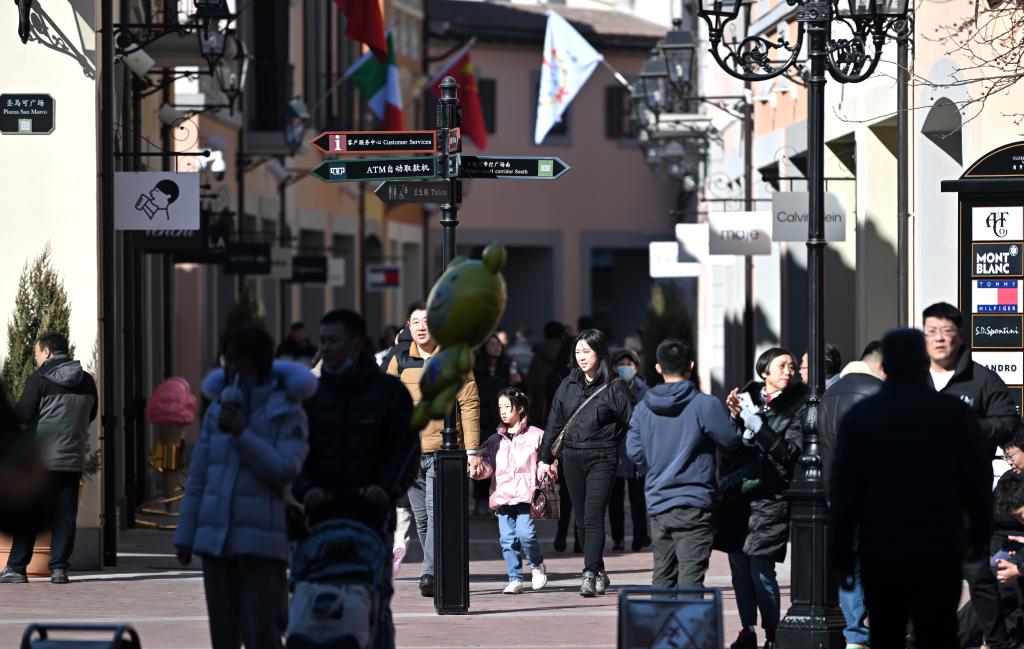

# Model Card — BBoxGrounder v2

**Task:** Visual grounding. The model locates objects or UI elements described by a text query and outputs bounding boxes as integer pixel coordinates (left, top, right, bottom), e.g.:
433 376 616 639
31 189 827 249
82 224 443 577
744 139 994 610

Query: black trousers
862 560 961 649
562 447 617 574
7 470 82 571
964 554 1021 649
202 555 288 649
650 506 714 590
555 470 577 546
609 476 648 544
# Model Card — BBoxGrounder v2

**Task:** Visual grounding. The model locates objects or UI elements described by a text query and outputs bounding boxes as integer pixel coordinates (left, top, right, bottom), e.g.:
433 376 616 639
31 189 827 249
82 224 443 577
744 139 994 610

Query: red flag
429 45 488 150
335 0 387 61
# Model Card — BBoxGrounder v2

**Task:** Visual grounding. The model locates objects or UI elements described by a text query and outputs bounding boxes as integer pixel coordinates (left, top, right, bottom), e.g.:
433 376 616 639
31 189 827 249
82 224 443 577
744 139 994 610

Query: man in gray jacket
0 332 97 584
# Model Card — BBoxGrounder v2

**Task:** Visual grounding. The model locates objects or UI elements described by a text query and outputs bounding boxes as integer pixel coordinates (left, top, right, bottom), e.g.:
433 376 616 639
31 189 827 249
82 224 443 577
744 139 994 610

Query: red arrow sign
311 130 437 155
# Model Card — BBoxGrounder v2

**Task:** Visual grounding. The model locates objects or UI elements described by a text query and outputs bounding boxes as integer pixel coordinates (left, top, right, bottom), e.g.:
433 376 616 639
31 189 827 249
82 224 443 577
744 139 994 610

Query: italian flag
344 32 403 131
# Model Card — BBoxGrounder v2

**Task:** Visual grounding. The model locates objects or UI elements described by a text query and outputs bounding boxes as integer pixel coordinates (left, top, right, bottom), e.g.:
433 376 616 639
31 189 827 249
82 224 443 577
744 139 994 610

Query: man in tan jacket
386 301 481 597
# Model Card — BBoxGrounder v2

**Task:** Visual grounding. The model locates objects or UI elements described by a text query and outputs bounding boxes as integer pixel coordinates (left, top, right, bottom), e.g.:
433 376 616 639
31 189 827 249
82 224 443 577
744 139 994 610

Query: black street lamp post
433 76 470 615
696 0 910 647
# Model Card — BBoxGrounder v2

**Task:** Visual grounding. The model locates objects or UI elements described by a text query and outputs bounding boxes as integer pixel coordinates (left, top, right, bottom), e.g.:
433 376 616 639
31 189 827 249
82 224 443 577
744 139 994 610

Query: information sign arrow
310 130 436 154
374 180 452 204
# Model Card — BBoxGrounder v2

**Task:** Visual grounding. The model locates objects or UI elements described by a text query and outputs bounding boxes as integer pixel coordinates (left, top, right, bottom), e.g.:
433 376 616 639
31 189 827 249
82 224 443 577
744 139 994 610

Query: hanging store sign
114 172 200 231
771 191 846 242
708 211 772 256
972 314 1024 349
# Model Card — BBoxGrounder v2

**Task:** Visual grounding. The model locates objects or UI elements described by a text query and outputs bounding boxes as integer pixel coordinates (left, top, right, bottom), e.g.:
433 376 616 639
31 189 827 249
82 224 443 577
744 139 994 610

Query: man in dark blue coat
626 338 741 590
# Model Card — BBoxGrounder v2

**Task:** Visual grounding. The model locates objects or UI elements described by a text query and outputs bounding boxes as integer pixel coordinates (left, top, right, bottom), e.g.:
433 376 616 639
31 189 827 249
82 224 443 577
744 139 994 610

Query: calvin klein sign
771 191 846 242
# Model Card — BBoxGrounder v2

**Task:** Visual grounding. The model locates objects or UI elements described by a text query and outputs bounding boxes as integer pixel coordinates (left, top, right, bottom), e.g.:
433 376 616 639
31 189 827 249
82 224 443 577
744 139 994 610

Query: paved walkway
0 518 793 648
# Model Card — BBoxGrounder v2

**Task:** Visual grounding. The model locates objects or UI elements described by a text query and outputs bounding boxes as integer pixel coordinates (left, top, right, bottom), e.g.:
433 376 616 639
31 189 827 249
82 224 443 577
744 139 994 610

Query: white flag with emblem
534 11 603 145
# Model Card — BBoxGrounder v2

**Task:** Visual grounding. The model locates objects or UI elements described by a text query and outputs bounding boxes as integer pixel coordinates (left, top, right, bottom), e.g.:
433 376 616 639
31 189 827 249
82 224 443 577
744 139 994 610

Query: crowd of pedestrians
4 297 1024 649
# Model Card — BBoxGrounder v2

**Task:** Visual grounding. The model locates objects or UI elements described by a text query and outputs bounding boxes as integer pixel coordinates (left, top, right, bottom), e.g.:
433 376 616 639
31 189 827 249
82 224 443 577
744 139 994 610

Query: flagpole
599 58 633 91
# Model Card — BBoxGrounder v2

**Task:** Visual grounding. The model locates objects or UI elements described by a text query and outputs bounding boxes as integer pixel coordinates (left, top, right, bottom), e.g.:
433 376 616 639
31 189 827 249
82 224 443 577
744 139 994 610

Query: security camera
122 47 156 78
288 97 310 122
158 103 186 126
267 159 290 184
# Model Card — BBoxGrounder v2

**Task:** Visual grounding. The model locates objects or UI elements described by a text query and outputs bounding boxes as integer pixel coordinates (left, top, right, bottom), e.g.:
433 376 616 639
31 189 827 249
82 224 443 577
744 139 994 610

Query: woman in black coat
718 347 806 649
539 329 633 597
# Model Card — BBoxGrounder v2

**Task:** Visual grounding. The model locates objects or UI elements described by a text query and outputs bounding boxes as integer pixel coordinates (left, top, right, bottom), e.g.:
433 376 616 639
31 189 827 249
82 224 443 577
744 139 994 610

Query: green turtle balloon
411 243 507 430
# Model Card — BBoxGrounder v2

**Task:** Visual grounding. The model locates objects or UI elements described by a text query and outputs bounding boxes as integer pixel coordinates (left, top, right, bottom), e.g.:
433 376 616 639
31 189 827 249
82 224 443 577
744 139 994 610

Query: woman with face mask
717 347 808 649
538 329 634 597
608 349 651 552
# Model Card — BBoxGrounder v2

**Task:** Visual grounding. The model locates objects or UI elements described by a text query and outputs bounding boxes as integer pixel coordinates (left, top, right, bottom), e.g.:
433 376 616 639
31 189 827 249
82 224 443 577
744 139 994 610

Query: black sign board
291 255 327 283
310 130 436 155
459 155 570 180
374 180 451 204
224 243 271 275
972 242 1023 277
973 314 1024 349
173 223 230 264
1 94 54 134
310 157 437 183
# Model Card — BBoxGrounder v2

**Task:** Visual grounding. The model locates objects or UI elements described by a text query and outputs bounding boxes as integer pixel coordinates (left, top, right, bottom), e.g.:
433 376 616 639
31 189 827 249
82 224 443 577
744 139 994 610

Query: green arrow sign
459 156 570 180
310 157 437 183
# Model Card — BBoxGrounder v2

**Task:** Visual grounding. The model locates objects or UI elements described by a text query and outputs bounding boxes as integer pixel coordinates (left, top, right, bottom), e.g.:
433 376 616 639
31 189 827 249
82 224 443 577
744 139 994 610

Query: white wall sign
648 241 700 278
771 191 846 242
327 257 346 287
973 351 1024 385
114 172 200 231
971 206 1024 242
708 211 772 255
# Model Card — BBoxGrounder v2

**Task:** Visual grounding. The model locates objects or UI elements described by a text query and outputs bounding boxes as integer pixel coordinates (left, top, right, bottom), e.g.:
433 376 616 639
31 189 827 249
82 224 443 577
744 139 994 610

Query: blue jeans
839 558 869 645
498 503 543 582
728 553 781 630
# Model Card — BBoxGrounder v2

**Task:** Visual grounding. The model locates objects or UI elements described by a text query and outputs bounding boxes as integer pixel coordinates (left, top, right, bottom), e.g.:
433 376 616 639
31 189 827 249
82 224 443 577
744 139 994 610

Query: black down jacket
540 367 633 464
294 350 418 528
819 366 882 497
714 380 807 562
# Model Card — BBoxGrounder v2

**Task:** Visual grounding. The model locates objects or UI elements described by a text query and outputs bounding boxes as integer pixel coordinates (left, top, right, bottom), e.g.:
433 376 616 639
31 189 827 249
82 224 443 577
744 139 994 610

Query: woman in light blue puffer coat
173 325 316 649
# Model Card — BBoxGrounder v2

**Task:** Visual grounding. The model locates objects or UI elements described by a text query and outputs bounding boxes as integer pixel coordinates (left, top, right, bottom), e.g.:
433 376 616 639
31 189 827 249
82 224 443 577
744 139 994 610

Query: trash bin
20 624 141 649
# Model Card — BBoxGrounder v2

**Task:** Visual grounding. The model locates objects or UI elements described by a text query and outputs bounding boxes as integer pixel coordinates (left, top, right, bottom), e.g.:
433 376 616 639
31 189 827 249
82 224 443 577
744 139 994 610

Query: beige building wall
0 1 101 566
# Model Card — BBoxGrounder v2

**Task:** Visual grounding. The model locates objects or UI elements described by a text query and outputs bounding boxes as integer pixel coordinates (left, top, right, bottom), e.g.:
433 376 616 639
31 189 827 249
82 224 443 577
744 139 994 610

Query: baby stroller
286 518 393 649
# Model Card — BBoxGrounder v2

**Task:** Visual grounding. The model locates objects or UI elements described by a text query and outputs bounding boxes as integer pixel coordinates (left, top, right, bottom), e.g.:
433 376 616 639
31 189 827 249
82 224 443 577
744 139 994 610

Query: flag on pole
428 44 488 150
345 32 403 131
534 11 603 145
335 0 388 61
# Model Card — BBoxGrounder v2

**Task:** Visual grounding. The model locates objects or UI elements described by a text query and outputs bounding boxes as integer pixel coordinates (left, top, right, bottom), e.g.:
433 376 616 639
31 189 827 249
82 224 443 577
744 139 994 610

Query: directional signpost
307 77 571 617
310 157 436 183
459 155 570 180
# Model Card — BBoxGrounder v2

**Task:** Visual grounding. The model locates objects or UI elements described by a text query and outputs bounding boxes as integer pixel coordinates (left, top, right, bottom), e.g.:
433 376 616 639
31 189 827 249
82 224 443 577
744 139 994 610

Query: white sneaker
531 563 548 590
503 580 524 594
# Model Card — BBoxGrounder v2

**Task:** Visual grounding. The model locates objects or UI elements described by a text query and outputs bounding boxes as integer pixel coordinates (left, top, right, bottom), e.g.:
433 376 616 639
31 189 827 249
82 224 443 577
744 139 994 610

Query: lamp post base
776 610 846 649
432 447 470 615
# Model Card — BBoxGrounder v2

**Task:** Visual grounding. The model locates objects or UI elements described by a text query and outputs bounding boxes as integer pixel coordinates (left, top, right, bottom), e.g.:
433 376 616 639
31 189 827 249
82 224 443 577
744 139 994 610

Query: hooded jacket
295 350 417 527
540 367 633 464
626 380 740 515
714 380 808 562
476 419 545 509
928 347 1019 454
17 354 98 472
174 360 314 562
616 374 649 478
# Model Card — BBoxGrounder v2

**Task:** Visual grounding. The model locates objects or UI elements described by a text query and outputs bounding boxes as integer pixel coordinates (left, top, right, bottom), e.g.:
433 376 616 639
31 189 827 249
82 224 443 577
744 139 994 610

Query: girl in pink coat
475 387 549 594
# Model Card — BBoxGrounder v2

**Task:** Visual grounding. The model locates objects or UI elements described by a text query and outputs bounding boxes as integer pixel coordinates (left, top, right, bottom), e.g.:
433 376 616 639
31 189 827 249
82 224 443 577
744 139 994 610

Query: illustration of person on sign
135 180 180 221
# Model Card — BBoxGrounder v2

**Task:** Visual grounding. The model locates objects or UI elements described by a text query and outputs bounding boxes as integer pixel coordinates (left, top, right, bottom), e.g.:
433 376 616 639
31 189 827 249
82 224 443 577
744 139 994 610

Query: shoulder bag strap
552 379 617 454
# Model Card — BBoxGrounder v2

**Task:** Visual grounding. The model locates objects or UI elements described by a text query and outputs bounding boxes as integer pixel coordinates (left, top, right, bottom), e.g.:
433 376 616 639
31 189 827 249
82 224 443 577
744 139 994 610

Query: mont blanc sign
771 191 846 242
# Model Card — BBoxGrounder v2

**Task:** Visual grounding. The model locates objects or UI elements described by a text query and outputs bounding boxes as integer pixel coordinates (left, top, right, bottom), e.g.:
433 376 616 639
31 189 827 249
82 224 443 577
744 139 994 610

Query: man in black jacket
294 308 417 544
820 341 883 649
0 332 97 585
923 302 1020 649
832 328 992 649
